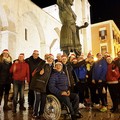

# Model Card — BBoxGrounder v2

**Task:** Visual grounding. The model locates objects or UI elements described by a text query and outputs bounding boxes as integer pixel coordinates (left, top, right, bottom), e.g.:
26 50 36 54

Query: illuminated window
99 29 107 40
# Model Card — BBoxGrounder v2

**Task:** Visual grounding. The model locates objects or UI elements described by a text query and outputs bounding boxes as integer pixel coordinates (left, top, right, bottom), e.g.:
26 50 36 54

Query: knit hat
19 53 24 57
96 53 102 57
61 55 67 59
56 53 61 57
2 49 9 54
87 52 93 58
48 54 54 59
106 55 111 59
55 61 63 66
33 50 39 55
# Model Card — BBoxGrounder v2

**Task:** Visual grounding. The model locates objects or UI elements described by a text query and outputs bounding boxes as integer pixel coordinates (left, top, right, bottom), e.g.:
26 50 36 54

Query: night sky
88 0 120 29
31 0 120 29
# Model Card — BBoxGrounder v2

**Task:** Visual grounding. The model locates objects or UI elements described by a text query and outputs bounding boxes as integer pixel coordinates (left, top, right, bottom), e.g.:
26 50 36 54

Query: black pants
95 82 107 106
89 83 100 104
0 84 11 105
117 82 120 104
107 83 119 109
0 84 11 96
33 91 46 116
75 82 88 103
28 83 34 107
56 93 79 115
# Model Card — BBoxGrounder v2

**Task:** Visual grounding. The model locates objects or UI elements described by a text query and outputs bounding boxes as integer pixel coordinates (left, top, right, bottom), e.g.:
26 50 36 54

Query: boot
3 95 11 111
12 100 17 113
19 101 26 111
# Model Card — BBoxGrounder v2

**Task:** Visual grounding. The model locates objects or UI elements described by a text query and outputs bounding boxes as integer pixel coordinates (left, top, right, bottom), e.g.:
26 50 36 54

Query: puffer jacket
49 70 69 96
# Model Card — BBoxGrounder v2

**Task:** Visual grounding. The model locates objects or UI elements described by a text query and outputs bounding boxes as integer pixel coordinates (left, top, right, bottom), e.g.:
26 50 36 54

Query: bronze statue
57 0 88 56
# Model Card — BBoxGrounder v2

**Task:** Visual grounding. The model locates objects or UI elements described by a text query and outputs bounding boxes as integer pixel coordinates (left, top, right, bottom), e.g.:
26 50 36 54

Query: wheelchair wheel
43 94 61 120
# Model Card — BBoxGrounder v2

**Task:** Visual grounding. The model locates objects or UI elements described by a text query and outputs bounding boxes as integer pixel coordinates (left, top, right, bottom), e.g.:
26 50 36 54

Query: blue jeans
33 91 46 116
13 80 25 108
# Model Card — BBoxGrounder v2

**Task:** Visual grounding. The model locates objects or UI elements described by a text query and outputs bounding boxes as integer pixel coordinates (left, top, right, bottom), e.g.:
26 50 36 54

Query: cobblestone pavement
0 92 120 120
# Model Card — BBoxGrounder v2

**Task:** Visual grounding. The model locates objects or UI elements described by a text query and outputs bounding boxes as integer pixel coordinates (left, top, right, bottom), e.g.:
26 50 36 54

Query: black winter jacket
30 64 52 93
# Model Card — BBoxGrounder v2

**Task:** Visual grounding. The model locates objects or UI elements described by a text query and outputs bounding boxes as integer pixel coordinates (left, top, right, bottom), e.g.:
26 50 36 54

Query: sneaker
3 105 12 111
32 113 38 119
93 104 100 109
75 112 83 118
100 107 107 112
79 103 86 109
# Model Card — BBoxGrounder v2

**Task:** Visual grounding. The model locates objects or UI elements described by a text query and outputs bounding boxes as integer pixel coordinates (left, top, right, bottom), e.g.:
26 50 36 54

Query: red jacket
10 61 30 82
106 63 119 84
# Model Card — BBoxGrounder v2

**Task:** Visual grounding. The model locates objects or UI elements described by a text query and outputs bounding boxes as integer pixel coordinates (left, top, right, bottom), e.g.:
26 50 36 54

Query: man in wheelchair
49 62 83 120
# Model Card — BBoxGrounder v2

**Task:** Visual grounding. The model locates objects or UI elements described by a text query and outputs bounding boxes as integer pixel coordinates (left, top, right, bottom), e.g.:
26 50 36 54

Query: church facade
0 0 91 60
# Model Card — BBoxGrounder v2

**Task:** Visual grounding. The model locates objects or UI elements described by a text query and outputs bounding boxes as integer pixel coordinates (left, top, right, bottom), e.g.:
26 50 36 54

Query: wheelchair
43 94 71 120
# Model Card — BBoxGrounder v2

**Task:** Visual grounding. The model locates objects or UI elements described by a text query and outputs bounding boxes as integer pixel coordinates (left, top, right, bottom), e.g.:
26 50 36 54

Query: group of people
0 49 120 120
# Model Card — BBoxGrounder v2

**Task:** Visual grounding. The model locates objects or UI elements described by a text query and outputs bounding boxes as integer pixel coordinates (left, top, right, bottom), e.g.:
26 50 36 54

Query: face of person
106 57 112 64
3 53 9 58
61 57 68 64
55 64 63 72
72 60 77 64
18 56 24 62
46 57 54 64
69 57 75 62
88 57 94 62
33 53 39 59
97 53 102 60
57 55 62 61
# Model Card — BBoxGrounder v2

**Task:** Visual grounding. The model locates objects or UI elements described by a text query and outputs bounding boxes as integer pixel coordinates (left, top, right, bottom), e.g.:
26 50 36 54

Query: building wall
91 20 120 58
0 0 91 60
0 0 61 60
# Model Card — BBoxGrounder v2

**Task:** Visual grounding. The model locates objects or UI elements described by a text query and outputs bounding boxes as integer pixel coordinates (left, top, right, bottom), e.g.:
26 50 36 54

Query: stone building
0 0 91 60
91 20 120 58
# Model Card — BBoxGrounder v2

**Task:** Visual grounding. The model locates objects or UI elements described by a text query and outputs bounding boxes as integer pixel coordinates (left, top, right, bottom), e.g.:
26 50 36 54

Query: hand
67 90 70 96
40 69 44 75
86 75 88 78
61 91 69 96
98 80 102 83
85 58 89 62
92 80 95 84
15 60 19 63
84 22 89 27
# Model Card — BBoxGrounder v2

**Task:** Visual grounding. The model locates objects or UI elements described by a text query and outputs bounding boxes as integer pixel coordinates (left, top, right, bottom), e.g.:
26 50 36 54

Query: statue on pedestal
57 0 88 56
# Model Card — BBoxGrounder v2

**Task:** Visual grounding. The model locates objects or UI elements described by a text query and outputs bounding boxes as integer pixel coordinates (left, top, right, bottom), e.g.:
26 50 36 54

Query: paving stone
0 93 120 120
